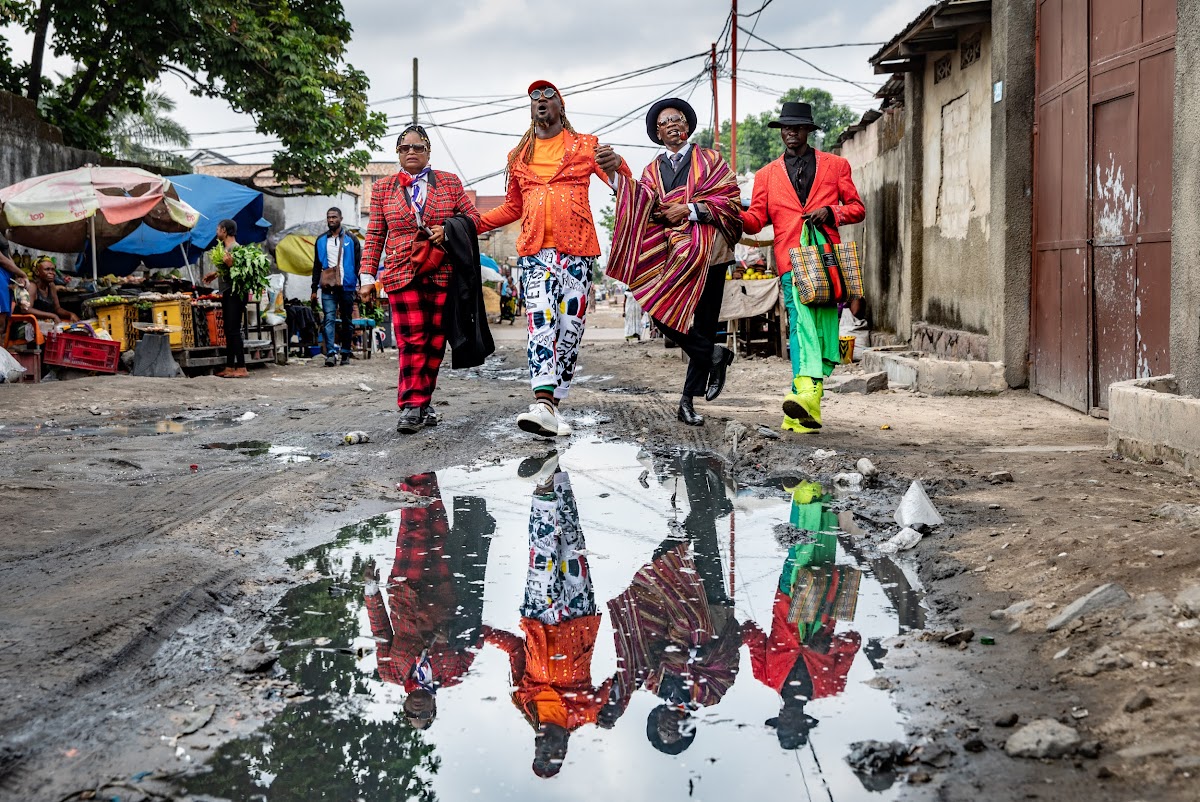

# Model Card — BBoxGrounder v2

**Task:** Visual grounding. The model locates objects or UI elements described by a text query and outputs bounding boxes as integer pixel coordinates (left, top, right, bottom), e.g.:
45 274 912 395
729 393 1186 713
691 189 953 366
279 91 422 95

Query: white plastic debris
812 448 838 461
344 431 370 445
357 383 373 392
236 411 257 421
894 480 944 528
880 527 924 554
833 472 864 489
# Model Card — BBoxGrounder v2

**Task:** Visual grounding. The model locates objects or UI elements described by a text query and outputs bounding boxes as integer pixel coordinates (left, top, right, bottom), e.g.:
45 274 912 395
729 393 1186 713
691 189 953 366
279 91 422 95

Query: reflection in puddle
0 417 240 438
185 443 924 801
200 442 316 463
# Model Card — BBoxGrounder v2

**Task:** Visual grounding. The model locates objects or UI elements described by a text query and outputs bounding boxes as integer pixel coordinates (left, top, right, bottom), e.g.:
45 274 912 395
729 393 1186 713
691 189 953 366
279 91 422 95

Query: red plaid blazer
360 169 481 292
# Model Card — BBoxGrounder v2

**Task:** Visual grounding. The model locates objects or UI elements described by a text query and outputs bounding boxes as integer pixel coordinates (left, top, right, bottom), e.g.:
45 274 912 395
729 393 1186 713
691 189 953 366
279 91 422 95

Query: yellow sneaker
781 415 819 434
782 383 822 428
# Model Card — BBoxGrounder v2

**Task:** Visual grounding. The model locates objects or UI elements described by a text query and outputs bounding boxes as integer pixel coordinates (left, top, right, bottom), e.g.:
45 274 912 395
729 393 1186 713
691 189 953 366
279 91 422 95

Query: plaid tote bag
786 220 863 306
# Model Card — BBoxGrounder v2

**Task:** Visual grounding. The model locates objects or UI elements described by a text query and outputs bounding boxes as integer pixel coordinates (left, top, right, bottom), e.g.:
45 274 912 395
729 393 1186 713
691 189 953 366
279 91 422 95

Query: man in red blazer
741 102 865 433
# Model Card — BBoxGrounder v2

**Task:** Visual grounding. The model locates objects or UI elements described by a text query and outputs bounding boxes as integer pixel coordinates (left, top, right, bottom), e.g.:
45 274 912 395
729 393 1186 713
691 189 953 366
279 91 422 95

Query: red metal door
1032 0 1175 411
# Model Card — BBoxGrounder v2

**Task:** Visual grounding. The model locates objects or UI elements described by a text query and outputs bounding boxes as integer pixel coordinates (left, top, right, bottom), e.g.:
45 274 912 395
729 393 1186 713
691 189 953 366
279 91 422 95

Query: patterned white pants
520 248 593 400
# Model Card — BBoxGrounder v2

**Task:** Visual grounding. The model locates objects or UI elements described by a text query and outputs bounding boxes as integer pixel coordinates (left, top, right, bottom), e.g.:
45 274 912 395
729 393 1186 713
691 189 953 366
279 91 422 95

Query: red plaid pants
390 281 449 409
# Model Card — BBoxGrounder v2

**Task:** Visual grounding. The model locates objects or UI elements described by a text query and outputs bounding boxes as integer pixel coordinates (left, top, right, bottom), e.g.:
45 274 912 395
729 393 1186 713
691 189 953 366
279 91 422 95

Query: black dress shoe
705 345 734 402
396 407 427 434
677 397 704 426
422 405 439 427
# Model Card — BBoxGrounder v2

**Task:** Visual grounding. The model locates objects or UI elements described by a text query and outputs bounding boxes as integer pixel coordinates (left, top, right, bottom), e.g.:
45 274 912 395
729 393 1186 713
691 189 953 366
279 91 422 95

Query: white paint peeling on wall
1094 155 1136 245
936 94 973 239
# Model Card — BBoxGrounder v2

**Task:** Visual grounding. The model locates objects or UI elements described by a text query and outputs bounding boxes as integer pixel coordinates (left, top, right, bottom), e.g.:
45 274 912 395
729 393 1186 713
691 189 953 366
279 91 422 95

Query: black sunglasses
529 87 557 101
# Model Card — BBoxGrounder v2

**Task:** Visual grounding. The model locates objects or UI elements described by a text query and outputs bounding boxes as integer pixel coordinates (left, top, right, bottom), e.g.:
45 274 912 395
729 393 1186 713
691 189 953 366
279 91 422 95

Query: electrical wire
419 96 468 181
738 0 776 16
737 26 878 93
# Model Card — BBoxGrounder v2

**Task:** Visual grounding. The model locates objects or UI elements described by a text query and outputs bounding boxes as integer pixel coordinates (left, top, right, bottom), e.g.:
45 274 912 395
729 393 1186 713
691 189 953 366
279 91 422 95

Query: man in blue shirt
311 207 363 367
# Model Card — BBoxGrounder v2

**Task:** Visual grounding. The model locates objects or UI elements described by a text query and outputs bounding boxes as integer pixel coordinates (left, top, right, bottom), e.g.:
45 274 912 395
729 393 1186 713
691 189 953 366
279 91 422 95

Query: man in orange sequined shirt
479 80 630 440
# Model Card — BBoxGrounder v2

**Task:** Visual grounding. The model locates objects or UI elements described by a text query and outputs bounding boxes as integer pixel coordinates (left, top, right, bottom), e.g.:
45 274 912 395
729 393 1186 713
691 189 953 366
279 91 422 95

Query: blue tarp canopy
97 174 269 276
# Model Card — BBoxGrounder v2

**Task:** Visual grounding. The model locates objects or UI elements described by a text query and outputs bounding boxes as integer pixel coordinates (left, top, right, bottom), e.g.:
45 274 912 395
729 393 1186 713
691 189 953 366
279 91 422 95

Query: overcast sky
3 0 925 199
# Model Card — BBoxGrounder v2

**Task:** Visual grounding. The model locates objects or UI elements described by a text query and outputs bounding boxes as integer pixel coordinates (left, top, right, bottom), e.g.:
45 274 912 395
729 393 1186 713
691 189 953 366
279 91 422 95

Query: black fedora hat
768 101 819 129
646 98 698 145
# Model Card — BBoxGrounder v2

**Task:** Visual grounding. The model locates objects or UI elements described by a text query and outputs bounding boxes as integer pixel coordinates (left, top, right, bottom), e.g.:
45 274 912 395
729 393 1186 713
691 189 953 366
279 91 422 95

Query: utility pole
711 42 719 153
730 0 738 174
412 58 419 124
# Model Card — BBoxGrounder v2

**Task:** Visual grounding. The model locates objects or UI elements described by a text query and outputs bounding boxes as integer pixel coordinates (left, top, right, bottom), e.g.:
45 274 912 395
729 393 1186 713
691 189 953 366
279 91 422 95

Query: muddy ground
1 303 1198 801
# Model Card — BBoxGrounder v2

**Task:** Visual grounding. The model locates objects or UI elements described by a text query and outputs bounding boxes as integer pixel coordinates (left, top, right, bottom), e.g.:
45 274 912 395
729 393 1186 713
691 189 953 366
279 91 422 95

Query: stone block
825 371 889 394
859 350 1006 395
1004 719 1080 758
1108 376 1200 476
1046 583 1132 632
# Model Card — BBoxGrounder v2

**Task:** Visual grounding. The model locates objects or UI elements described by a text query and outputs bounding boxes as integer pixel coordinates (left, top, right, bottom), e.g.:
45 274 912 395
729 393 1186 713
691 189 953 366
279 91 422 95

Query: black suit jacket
441 216 495 369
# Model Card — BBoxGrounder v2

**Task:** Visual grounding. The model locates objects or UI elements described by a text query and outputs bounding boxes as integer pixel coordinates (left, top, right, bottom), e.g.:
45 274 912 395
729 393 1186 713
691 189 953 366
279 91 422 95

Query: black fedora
768 101 819 129
646 98 698 145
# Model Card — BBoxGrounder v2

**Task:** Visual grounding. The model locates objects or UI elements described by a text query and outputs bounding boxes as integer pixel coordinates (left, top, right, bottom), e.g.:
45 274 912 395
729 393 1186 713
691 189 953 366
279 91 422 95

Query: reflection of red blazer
740 150 865 275
742 590 861 699
360 169 481 292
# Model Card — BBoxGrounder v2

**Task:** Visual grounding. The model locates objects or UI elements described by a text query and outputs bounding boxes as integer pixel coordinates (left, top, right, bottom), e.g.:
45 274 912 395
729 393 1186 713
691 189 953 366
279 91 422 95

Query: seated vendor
20 257 77 324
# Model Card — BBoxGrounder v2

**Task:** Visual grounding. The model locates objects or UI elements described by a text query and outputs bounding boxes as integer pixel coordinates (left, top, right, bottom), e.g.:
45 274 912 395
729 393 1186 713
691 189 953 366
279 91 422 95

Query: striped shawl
607 146 742 331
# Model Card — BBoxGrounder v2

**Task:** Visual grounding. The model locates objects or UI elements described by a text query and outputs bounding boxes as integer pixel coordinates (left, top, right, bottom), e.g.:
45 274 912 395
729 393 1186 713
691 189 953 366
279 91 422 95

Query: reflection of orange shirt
485 617 612 731
528 132 566 249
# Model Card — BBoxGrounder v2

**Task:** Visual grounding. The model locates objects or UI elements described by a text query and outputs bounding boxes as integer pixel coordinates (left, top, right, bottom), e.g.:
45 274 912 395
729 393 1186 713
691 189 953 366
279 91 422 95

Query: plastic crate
205 307 226 347
8 348 41 382
92 302 136 350
43 333 120 374
150 299 192 349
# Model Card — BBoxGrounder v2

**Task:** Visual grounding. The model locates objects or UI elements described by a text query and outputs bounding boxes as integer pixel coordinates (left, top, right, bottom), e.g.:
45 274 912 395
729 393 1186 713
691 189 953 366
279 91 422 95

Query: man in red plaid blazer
362 472 495 729
359 125 481 432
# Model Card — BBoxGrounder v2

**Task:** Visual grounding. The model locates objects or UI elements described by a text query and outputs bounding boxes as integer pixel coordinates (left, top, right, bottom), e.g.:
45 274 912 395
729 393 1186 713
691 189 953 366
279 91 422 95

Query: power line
419 96 468 181
738 0 776 16
737 26 877 93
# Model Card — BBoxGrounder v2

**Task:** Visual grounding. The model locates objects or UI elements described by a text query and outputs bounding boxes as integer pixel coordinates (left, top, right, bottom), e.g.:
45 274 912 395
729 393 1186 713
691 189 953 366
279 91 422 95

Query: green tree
109 88 192 172
0 0 387 194
696 86 859 173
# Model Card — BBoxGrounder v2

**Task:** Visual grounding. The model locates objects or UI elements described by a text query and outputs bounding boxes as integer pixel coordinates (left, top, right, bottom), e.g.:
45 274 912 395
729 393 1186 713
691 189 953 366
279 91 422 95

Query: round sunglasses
529 87 557 101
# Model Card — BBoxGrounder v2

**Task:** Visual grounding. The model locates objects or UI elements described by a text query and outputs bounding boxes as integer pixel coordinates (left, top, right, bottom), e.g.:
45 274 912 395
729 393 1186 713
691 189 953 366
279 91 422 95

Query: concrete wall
1172 2 1200 397
1109 376 1200 475
480 221 520 268
840 108 908 338
919 25 994 338
988 0 1036 387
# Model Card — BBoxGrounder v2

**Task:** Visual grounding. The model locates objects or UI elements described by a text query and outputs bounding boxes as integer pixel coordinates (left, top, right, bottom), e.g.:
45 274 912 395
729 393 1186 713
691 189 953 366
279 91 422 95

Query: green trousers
781 271 840 393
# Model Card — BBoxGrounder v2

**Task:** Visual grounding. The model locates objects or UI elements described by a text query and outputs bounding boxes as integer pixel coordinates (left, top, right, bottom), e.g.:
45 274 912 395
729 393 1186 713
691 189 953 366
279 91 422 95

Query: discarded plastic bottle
344 431 370 445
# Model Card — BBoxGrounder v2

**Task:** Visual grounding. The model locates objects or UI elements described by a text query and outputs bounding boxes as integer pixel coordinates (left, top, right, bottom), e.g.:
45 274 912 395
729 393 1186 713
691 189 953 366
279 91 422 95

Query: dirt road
1 304 1197 801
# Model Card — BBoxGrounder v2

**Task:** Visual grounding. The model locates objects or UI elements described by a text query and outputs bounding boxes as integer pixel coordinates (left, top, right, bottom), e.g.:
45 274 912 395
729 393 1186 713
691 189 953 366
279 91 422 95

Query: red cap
527 79 563 104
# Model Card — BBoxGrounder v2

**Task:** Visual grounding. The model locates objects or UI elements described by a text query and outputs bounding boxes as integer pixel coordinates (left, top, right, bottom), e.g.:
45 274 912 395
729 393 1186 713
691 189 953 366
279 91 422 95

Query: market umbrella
267 221 364 276
0 165 200 279
480 253 503 283
99 174 270 276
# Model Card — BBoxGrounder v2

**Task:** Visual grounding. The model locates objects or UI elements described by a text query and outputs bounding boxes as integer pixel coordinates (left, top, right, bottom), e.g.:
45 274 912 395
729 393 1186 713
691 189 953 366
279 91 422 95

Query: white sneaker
555 409 572 437
517 402 559 438
517 451 560 483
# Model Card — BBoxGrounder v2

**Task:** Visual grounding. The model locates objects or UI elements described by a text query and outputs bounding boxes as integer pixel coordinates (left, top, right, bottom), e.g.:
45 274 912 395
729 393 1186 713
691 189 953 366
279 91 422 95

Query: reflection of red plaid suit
365 474 476 692
360 170 481 292
742 590 860 699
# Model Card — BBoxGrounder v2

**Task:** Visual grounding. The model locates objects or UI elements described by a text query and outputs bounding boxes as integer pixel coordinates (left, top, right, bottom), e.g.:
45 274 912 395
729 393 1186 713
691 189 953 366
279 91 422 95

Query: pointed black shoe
705 345 734 402
677 397 704 426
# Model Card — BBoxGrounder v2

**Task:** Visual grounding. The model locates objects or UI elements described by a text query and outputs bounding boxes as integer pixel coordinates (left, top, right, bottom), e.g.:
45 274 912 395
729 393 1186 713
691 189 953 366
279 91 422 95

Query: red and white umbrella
0 165 200 278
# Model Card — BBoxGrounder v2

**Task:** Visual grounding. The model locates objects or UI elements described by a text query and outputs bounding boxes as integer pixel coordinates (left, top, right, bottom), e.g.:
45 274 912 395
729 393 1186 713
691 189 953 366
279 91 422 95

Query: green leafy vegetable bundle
211 243 272 298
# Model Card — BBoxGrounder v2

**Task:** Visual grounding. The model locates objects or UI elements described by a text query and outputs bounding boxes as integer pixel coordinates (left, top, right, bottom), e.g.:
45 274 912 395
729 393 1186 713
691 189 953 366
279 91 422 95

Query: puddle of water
184 443 924 801
0 416 241 438
200 441 316 463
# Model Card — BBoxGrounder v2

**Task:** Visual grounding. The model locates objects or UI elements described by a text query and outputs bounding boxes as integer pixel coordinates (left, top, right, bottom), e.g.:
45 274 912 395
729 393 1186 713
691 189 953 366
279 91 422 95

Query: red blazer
741 150 865 275
479 130 630 258
360 169 481 293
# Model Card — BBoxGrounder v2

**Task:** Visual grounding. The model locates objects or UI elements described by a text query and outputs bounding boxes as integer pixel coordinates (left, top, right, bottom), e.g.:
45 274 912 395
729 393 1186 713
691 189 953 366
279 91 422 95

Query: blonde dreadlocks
505 113 578 180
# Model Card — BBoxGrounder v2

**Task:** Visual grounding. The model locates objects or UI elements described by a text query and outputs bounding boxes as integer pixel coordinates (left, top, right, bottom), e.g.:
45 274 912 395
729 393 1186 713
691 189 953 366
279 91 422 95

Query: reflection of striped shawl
607 543 739 708
606 146 742 331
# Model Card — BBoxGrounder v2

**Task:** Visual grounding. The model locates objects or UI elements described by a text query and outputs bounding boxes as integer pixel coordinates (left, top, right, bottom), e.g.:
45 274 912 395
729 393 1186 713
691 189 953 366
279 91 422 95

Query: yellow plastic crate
93 302 136 351
150 299 193 349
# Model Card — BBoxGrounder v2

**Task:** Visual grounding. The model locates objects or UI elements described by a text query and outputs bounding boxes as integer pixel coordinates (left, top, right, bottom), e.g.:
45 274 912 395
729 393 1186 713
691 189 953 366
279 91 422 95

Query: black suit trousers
653 263 728 398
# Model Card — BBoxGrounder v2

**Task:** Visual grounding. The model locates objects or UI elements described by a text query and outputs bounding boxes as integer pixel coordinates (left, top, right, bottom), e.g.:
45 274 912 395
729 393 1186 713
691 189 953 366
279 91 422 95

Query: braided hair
396 124 432 151
506 112 578 180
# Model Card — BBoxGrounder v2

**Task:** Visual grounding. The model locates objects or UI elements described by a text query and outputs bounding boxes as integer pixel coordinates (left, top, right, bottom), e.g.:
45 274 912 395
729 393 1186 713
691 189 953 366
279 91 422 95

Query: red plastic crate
43 332 121 374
